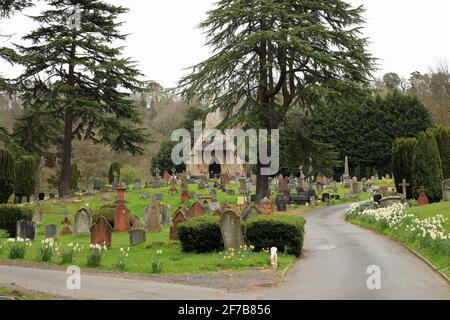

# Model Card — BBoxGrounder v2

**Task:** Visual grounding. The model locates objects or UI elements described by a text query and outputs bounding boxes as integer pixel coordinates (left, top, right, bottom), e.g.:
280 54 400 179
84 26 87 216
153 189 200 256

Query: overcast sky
1 0 449 87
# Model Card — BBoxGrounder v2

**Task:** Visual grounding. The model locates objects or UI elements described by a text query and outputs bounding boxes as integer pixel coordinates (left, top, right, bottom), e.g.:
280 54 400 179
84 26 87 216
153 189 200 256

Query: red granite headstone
116 186 127 203
181 190 189 203
417 186 429 206
169 208 188 240
114 203 131 232
163 171 171 182
188 202 205 219
90 216 113 248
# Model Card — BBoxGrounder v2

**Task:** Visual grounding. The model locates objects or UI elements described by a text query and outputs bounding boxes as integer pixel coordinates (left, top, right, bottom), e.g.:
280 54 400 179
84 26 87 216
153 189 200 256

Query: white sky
1 0 449 88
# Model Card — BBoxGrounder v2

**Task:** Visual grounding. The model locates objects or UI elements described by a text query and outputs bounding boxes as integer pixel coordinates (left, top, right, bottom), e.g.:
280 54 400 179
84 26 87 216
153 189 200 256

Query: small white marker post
271 247 278 271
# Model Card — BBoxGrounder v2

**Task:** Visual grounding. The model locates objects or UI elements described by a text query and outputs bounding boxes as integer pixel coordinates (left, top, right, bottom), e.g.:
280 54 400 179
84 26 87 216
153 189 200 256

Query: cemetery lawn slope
347 202 450 278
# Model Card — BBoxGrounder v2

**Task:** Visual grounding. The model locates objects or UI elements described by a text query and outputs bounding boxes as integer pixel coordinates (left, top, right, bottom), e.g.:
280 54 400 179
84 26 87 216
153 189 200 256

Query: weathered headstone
32 210 43 225
161 204 171 225
45 224 57 239
351 181 361 195
130 215 142 229
152 179 161 188
163 170 171 182
220 210 245 250
133 182 141 190
417 186 429 206
16 220 36 241
209 202 221 213
74 208 92 235
276 195 287 212
209 187 217 202
90 216 112 248
260 197 274 215
400 179 410 199
188 201 205 219
169 208 188 240
114 203 131 232
442 179 450 202
145 202 162 232
129 228 147 246
101 193 113 201
380 196 403 208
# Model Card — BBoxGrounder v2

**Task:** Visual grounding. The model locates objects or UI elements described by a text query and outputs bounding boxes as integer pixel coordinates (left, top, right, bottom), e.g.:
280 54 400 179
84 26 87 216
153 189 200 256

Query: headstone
90 216 112 248
188 201 205 219
32 210 43 225
153 193 163 202
45 224 57 239
133 182 141 190
93 178 102 191
276 195 287 212
239 178 247 194
351 181 361 194
114 203 131 232
161 205 171 225
181 190 189 203
220 210 245 250
260 197 274 215
145 202 162 232
226 189 236 196
152 179 161 188
115 186 127 203
163 170 171 182
74 208 92 235
101 193 113 201
129 228 147 246
16 220 36 241
400 179 410 199
209 202 221 214
379 196 403 208
209 187 217 202
417 186 429 206
442 179 450 202
21 196 28 204
169 208 188 240
130 215 142 229
241 203 261 221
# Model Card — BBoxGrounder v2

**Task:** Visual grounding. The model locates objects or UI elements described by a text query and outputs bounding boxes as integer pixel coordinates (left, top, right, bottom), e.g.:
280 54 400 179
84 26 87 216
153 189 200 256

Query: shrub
108 161 121 184
412 131 444 202
428 126 450 179
120 165 143 184
92 204 116 227
14 156 36 202
392 137 417 198
0 205 33 237
178 216 223 253
243 215 306 257
0 149 15 204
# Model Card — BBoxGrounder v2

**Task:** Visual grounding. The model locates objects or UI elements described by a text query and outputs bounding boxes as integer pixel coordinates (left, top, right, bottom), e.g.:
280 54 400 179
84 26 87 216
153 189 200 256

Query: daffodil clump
151 249 163 274
347 203 450 255
116 247 130 271
87 243 107 267
56 243 83 264
6 238 32 259
38 238 55 262
220 245 255 262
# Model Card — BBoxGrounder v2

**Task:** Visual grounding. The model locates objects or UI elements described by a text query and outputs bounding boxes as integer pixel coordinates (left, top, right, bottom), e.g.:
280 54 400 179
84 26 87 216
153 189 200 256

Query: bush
178 216 223 253
0 149 15 204
392 137 417 198
243 215 306 257
120 165 143 184
428 126 450 179
412 131 444 202
0 205 33 237
92 204 115 228
14 156 36 202
108 161 121 184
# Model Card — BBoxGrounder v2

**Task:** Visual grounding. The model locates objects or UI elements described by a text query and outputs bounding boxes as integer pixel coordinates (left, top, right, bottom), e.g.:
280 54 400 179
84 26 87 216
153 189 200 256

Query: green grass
0 287 56 300
347 201 450 277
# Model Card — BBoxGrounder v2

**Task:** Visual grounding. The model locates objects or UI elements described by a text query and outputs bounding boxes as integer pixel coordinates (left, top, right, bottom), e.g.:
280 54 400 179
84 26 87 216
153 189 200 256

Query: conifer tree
14 156 36 202
392 137 417 198
0 149 15 203
428 126 450 179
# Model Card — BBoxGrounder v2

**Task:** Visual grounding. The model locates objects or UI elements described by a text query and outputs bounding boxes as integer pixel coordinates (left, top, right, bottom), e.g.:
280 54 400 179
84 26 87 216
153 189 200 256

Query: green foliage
14 156 36 201
354 164 361 180
412 131 444 202
243 215 306 257
0 0 33 18
69 163 79 191
108 161 121 184
392 138 417 198
177 216 223 253
0 149 15 204
306 91 433 177
428 126 450 179
0 205 32 237
92 204 116 228
120 165 143 184
151 139 185 175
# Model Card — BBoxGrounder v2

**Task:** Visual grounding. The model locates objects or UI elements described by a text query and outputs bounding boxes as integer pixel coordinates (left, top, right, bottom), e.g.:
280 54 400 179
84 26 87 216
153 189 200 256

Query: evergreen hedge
428 126 450 179
14 156 36 202
0 149 15 204
0 205 32 237
392 137 417 198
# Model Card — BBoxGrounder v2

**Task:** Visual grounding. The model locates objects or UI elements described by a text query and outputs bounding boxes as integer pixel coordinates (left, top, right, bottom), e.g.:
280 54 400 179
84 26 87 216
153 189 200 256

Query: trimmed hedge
0 205 33 237
178 216 223 253
177 214 306 257
14 156 36 202
244 215 306 257
92 204 116 227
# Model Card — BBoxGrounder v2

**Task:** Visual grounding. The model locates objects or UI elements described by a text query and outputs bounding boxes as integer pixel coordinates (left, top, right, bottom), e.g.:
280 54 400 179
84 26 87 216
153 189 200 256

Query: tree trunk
255 161 270 204
59 112 73 197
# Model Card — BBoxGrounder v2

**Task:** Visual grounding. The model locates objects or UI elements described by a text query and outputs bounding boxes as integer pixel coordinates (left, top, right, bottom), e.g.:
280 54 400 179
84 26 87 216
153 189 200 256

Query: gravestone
220 210 245 250
442 179 450 202
241 203 261 222
133 182 141 190
169 208 188 240
38 193 45 201
163 170 171 182
188 201 205 219
351 181 361 195
130 215 142 229
32 210 43 225
74 208 92 235
90 216 112 248
152 179 161 188
101 193 113 201
276 195 287 212
45 224 57 239
209 187 217 202
16 220 36 241
417 186 429 206
145 202 162 232
160 204 171 225
209 202 221 213
129 228 146 246
239 178 247 194
114 203 131 232
379 196 403 208
260 197 274 215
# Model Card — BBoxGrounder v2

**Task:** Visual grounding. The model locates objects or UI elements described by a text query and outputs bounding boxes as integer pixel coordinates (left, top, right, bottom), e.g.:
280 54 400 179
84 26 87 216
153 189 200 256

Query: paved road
1 205 448 300
263 204 450 300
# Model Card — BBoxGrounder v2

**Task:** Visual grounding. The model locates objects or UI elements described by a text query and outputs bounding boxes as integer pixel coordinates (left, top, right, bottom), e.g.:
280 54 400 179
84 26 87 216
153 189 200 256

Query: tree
14 156 36 202
179 0 374 202
412 131 444 202
383 73 401 91
0 149 15 203
428 126 450 179
5 0 149 197
151 140 185 174
0 0 33 18
306 91 432 176
69 163 79 191
391 137 417 198
108 161 121 184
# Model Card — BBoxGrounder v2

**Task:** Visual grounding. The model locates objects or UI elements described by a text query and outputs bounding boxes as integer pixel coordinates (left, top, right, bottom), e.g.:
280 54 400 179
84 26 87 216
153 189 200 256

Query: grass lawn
347 201 450 278
0 287 57 300
0 179 376 275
